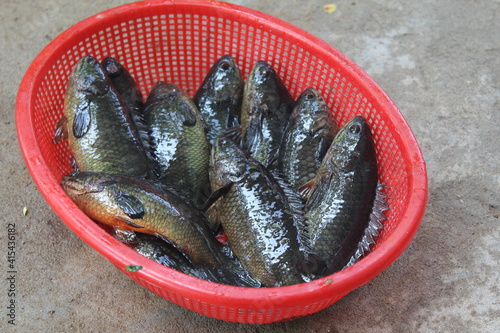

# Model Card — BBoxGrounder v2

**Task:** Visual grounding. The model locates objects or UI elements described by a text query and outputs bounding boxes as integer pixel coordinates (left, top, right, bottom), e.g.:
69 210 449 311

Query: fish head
292 87 328 129
329 116 374 172
241 60 293 139
209 55 243 102
61 172 141 227
146 82 178 103
101 57 124 77
69 55 109 97
242 61 277 119
61 171 110 196
246 60 277 93
296 88 324 113
210 129 248 189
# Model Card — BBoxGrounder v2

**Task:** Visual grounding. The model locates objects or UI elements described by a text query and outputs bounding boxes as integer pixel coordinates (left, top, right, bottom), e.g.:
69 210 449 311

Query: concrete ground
1 0 498 332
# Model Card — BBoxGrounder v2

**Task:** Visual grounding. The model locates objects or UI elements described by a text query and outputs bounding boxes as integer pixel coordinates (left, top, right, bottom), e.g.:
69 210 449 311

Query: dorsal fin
344 183 390 268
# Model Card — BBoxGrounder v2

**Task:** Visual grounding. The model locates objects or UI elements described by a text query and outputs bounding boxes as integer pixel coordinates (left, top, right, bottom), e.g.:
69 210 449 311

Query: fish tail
345 183 390 268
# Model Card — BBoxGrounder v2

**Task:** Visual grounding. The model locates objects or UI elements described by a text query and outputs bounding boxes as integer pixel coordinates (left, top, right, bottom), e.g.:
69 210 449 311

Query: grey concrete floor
1 0 499 332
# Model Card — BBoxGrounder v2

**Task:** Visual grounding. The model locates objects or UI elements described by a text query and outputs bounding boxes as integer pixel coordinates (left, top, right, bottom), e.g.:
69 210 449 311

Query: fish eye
306 92 315 100
219 138 228 145
349 123 361 134
259 67 270 78
220 61 230 70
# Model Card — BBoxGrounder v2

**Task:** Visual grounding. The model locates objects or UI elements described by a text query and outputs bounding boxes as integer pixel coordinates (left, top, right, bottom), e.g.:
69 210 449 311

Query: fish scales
62 171 259 286
144 82 210 206
56 55 152 177
193 55 243 144
61 171 221 267
240 60 294 168
278 87 339 190
303 116 378 275
208 134 306 287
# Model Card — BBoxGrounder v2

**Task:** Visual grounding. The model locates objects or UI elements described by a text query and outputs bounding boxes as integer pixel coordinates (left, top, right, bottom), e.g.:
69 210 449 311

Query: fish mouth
60 174 103 197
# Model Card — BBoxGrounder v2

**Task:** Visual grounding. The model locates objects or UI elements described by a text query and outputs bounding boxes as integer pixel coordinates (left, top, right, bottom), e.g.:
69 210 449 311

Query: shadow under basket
16 0 427 324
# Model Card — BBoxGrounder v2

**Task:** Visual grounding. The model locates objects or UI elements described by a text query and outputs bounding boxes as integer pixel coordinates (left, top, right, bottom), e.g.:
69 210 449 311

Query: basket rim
15 0 428 310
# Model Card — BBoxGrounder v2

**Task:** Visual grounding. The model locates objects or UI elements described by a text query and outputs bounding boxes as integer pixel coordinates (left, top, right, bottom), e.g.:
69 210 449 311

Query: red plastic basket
16 0 427 324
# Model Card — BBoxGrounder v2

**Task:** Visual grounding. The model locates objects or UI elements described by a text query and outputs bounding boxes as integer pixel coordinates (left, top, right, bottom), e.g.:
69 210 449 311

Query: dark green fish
143 82 210 206
129 234 200 278
101 57 157 167
61 171 221 267
54 55 151 177
207 130 308 287
278 88 339 190
61 171 258 286
193 55 243 144
240 60 294 168
101 57 144 116
301 116 378 275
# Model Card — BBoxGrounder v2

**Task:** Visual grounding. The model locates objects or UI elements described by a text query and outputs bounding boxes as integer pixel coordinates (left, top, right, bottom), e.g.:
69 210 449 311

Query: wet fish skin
208 132 306 287
56 55 151 177
61 171 259 287
130 234 201 278
302 116 378 275
61 171 224 267
101 57 144 115
240 60 294 168
278 87 339 190
193 55 243 144
144 82 211 206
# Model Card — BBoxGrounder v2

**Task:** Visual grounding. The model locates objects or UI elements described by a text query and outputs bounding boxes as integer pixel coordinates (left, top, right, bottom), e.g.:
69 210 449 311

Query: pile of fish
56 55 388 287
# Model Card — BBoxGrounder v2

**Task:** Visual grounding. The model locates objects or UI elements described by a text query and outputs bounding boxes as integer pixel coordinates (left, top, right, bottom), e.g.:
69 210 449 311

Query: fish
101 57 157 168
101 56 144 116
193 55 243 144
240 60 294 169
129 234 201 278
207 129 310 287
278 87 339 190
300 116 379 275
143 82 211 206
53 55 152 178
61 171 259 287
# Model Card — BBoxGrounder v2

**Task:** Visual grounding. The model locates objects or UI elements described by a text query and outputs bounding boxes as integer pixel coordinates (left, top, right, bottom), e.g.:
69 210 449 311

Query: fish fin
242 115 263 154
72 100 92 138
304 172 335 211
273 174 305 218
272 173 316 256
297 178 316 200
70 157 79 172
203 183 234 231
344 183 390 267
266 145 280 170
116 215 145 229
53 117 69 144
154 233 173 245
226 103 241 128
116 190 145 219
179 103 198 126
220 126 243 145
202 182 233 211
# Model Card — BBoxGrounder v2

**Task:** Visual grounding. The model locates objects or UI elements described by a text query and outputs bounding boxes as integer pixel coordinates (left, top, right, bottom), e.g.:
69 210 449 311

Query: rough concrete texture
1 0 499 332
